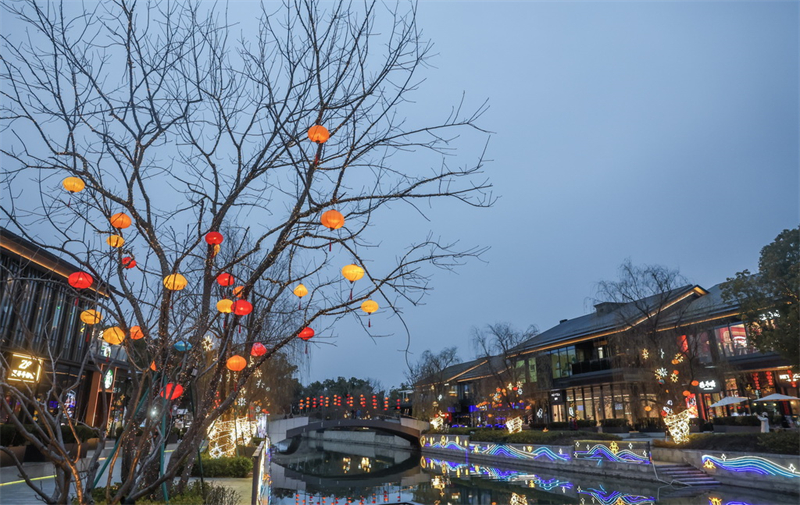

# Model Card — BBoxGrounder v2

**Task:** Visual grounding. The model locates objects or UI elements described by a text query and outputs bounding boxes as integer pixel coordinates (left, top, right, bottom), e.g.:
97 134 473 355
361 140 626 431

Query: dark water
266 438 797 505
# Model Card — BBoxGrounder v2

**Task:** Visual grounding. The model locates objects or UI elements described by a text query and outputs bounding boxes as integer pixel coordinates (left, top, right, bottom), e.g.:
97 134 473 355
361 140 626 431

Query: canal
266 437 795 505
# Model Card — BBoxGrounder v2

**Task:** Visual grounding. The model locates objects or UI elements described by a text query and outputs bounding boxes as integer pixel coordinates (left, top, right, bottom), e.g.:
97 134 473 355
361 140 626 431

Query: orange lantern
130 326 144 340
226 355 247 372
232 299 253 316
341 264 364 300
122 256 137 269
68 272 93 290
107 235 125 248
109 213 132 229
216 299 233 313
205 231 224 245
251 343 267 357
80 309 102 325
150 361 157 371
62 177 85 193
217 273 235 286
682 390 691 397
308 125 330 144
103 327 125 345
294 283 308 308
163 273 188 291
321 209 344 230
691 380 699 387
161 383 184 400
361 300 379 327
298 327 315 341
232 285 245 298
644 406 652 412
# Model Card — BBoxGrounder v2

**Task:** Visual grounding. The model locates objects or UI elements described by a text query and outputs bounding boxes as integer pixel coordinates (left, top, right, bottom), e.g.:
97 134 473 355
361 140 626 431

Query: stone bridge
267 416 429 447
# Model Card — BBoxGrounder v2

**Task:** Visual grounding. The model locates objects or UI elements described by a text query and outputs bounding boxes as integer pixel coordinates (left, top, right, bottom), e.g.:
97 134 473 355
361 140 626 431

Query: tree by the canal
0 0 491 503
406 346 461 420
471 322 538 410
722 227 800 368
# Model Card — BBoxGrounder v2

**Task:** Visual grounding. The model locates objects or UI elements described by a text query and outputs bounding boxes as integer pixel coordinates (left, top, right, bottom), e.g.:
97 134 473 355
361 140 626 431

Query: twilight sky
2 1 797 391
300 0 799 389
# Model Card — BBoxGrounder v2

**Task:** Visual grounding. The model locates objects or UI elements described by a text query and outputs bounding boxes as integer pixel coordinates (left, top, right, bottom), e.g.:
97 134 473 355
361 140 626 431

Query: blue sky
304 0 798 388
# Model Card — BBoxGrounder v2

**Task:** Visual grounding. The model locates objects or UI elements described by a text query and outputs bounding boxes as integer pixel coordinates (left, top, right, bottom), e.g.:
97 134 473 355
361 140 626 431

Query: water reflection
268 438 793 504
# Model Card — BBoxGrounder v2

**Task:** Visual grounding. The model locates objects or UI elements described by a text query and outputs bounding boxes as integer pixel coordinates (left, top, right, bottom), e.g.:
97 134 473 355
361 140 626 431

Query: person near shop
756 412 770 433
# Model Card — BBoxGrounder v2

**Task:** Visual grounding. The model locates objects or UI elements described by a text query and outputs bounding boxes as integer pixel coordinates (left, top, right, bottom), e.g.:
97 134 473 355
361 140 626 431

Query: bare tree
0 0 491 503
471 322 537 410
406 346 460 420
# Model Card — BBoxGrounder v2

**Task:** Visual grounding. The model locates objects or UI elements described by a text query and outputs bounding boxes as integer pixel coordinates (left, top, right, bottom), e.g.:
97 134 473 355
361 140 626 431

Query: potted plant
0 424 27 467
712 415 760 433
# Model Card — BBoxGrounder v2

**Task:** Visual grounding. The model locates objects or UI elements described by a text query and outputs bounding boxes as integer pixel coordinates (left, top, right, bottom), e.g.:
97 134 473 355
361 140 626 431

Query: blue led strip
421 435 467 452
470 443 571 462
528 477 573 491
422 457 574 490
574 444 650 464
701 455 799 479
578 486 655 505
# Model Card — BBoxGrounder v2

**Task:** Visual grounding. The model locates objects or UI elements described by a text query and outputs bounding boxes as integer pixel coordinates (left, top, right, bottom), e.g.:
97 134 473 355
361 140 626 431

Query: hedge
712 416 760 426
191 456 253 478
0 423 97 446
428 428 621 446
653 431 799 455
86 481 240 505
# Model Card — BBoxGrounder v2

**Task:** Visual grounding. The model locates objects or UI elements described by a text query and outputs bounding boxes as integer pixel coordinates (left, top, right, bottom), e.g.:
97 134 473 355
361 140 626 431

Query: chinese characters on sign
7 354 42 384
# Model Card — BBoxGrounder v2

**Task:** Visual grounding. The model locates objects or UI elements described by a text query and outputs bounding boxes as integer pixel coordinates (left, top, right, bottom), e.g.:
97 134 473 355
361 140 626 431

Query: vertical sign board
6 354 42 384
549 390 565 405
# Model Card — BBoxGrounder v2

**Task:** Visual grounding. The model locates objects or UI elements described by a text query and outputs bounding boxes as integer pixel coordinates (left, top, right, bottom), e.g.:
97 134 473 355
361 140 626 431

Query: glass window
515 359 527 384
716 323 757 357
551 351 560 379
689 332 712 363
528 357 537 383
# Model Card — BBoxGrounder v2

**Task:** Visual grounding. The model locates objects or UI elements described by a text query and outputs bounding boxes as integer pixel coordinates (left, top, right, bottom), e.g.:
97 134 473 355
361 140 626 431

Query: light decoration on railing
207 417 258 458
663 409 691 444
700 454 799 478
430 415 444 431
510 493 528 505
573 441 650 464
471 442 570 462
577 486 655 505
506 416 523 433
420 435 467 451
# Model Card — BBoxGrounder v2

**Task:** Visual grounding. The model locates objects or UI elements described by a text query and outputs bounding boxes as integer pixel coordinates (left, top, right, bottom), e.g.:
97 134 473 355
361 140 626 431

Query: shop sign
7 354 42 384
697 379 720 392
103 369 115 391
777 372 800 382
549 390 565 405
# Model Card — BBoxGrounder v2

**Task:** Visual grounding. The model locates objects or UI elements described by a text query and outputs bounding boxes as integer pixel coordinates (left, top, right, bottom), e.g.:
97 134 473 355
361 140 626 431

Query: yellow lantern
107 235 125 248
62 177 85 193
80 309 102 325
109 213 132 229
341 264 365 282
163 273 188 291
294 284 308 298
216 299 233 313
361 300 378 314
103 327 125 345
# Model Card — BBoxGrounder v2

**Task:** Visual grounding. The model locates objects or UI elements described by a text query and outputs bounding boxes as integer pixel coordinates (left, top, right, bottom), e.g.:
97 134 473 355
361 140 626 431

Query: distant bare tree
0 0 491 502
406 346 460 420
471 322 537 409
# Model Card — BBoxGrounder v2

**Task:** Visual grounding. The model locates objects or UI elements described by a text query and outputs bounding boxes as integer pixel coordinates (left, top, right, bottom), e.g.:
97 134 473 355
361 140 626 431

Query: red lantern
298 327 315 341
216 273 235 286
251 343 267 357
205 232 224 245
68 272 93 289
161 383 184 400
122 256 137 269
232 300 253 316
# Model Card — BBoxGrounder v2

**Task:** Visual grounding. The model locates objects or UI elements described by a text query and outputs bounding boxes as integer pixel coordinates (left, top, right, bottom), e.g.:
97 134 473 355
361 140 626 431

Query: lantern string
349 288 353 301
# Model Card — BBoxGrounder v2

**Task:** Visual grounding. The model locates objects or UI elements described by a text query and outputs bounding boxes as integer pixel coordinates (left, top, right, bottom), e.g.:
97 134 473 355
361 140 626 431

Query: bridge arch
269 416 430 447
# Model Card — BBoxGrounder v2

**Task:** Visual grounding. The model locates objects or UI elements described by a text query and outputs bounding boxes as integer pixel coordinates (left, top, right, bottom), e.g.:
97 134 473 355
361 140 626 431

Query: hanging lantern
80 310 102 325
232 299 253 316
361 300 379 327
122 256 137 269
232 285 245 298
62 177 85 193
109 213 132 229
342 264 364 300
320 210 345 230
163 273 188 291
107 235 125 248
205 231 224 245
216 299 233 313
691 380 699 387
150 361 157 371
161 383 184 400
68 272 93 290
644 406 652 412
130 326 144 340
298 327 315 341
212 244 221 257
682 390 691 397
226 355 247 372
174 341 192 352
251 343 267 357
216 273 235 286
103 327 125 345
294 283 308 298
308 125 330 144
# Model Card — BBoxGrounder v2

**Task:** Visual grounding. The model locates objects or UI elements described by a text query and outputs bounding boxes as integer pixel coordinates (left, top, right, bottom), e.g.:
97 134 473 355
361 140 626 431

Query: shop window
528 358 537 383
716 323 757 357
689 332 712 363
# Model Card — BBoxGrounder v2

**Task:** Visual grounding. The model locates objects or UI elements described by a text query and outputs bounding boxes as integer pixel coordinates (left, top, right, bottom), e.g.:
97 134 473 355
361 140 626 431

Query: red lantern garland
68 272 93 289
251 343 267 357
